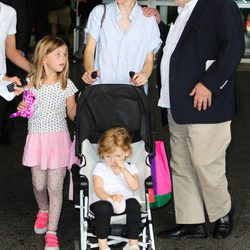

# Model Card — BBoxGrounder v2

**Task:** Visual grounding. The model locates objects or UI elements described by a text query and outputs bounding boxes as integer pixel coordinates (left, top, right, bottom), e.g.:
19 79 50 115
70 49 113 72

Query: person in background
77 0 102 24
143 0 245 239
71 0 102 60
17 36 78 250
26 0 49 49
0 1 30 145
48 0 72 45
2 0 30 146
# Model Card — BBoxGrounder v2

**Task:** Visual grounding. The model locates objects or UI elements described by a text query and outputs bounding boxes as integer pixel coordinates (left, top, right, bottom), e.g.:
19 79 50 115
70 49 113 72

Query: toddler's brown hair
98 127 132 158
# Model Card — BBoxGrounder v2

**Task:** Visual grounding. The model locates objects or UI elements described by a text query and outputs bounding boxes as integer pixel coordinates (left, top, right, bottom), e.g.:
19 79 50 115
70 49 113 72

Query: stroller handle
91 71 136 80
91 71 98 79
129 71 135 78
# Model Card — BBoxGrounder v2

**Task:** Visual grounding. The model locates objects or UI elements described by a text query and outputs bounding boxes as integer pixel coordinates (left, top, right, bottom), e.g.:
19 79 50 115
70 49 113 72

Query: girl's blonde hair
98 127 132 158
28 35 69 89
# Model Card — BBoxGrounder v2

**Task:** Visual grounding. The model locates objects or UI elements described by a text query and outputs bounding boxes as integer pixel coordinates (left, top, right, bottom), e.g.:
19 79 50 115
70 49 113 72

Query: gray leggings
31 167 66 232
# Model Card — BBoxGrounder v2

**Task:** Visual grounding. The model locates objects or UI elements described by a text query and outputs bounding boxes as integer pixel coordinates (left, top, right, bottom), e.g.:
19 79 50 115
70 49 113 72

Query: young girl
18 35 78 250
91 127 141 250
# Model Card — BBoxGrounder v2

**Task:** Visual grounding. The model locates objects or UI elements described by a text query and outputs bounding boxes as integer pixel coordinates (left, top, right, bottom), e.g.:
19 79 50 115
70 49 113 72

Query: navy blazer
159 0 245 124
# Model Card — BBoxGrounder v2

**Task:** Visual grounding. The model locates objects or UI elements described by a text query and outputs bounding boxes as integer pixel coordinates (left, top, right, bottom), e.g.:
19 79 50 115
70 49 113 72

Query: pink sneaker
34 210 48 234
44 233 59 250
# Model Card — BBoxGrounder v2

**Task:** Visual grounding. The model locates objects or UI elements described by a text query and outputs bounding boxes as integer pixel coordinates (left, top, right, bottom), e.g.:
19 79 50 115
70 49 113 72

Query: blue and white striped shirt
85 1 162 85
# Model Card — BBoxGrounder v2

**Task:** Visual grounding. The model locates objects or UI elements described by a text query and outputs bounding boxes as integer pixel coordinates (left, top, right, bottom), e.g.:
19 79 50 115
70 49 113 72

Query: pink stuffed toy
10 90 35 118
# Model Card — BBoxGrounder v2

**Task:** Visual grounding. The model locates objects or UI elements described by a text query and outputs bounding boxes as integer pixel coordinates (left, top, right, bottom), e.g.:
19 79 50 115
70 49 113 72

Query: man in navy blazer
144 0 245 239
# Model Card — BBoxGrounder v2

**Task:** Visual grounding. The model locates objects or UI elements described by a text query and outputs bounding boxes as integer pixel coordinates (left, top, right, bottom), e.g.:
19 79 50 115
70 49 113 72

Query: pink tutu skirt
23 130 74 170
68 136 80 169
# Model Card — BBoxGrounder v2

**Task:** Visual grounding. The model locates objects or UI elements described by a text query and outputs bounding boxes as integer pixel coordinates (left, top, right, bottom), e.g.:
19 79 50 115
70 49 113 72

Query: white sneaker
123 243 140 250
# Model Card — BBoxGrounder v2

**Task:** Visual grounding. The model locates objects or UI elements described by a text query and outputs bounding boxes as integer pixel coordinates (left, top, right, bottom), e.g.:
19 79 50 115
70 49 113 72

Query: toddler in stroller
72 83 155 250
91 126 142 250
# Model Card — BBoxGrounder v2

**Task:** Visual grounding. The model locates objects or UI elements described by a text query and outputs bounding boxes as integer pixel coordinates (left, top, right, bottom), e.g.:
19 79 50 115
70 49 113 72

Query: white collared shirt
158 0 198 108
0 3 16 76
85 1 162 85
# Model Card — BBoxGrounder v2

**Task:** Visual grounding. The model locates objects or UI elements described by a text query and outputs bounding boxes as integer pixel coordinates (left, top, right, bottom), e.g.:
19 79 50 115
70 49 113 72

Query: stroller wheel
73 240 91 250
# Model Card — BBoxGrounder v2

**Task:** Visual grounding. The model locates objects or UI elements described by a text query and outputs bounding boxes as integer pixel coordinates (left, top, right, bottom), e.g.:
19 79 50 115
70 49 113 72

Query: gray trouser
168 110 231 223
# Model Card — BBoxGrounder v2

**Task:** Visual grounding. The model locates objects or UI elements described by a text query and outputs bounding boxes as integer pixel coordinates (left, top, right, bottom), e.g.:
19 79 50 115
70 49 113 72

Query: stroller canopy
76 84 153 156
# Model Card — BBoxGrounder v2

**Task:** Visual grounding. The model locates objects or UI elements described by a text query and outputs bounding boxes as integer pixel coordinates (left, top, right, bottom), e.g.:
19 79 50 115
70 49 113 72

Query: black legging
90 198 141 239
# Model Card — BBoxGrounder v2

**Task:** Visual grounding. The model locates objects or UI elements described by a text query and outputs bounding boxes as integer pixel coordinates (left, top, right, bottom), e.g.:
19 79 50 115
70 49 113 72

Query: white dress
91 162 141 204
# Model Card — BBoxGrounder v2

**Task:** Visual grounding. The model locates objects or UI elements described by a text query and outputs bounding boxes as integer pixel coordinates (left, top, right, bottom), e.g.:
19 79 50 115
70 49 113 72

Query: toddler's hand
116 159 125 171
110 194 123 202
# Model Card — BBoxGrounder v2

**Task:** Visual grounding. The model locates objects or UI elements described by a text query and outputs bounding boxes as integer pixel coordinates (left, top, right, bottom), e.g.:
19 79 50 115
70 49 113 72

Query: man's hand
142 7 161 24
189 82 212 111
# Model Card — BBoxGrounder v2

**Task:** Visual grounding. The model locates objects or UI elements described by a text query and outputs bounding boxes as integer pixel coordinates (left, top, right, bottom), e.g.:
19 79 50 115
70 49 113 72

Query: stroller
72 84 156 250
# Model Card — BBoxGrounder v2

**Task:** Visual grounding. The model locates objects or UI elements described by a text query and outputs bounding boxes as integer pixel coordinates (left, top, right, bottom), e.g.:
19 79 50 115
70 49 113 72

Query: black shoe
213 207 234 239
157 224 207 239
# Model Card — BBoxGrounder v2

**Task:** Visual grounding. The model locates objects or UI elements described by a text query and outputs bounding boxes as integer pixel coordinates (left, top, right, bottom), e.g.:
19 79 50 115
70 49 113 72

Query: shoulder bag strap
100 4 106 28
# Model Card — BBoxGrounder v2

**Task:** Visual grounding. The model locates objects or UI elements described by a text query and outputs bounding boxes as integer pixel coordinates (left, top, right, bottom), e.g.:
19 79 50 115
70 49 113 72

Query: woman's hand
81 70 100 85
130 72 148 86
